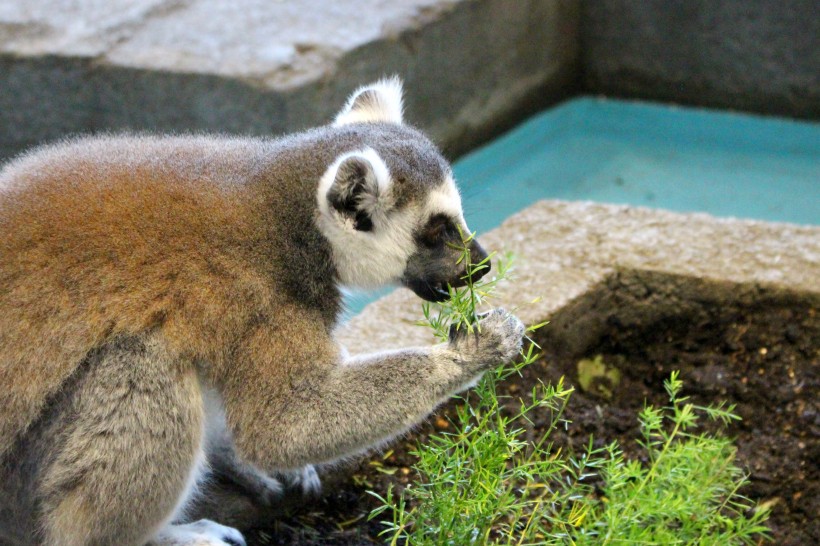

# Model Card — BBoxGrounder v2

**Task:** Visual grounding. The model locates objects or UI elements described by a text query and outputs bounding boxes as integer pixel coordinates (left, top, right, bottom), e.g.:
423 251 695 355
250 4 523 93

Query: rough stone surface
580 0 820 119
336 200 819 355
0 0 580 162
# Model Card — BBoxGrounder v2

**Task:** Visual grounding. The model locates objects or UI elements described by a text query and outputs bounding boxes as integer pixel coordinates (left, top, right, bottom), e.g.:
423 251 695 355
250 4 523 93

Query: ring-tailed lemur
0 78 524 546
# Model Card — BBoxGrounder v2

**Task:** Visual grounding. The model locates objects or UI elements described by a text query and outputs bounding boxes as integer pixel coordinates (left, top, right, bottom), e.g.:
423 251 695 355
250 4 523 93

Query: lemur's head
316 78 489 302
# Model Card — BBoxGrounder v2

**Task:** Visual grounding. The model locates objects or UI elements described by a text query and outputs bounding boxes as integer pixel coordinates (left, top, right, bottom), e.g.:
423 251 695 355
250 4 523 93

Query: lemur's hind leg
33 334 243 546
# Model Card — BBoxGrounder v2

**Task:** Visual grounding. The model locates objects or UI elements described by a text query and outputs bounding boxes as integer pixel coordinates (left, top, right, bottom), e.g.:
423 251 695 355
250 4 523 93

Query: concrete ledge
336 200 819 354
0 0 579 162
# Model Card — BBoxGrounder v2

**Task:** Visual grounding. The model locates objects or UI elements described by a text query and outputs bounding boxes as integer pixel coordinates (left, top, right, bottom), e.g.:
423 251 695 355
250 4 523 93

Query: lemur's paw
277 464 322 497
297 464 322 496
152 519 245 546
449 308 524 371
253 472 285 506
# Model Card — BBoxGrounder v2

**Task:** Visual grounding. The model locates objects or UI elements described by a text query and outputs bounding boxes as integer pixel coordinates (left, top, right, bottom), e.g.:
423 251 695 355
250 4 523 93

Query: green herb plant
369 231 770 545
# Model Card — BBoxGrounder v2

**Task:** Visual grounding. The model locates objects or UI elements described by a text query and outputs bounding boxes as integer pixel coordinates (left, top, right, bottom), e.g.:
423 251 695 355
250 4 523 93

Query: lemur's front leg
184 388 321 529
223 309 524 471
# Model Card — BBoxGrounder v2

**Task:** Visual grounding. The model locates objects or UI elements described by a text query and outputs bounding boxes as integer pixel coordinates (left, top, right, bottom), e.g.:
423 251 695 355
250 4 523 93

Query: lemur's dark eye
419 214 455 248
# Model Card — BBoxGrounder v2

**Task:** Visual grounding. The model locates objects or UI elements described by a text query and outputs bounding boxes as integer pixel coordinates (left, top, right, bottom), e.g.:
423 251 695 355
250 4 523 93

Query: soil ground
248 301 818 545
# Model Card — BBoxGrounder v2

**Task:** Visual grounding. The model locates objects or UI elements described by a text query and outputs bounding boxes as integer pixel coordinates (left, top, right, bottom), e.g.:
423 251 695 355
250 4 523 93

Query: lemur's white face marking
425 174 468 232
316 147 418 289
318 79 489 299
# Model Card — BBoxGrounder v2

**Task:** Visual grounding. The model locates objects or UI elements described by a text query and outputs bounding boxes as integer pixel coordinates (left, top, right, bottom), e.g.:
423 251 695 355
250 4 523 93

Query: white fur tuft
334 77 404 126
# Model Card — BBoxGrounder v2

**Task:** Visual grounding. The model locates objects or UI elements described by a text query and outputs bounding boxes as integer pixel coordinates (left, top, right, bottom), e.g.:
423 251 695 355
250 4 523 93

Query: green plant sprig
369 231 770 545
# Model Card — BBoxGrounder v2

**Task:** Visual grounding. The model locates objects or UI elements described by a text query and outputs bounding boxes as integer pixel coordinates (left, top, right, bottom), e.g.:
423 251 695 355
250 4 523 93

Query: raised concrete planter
336 200 819 354
0 0 579 162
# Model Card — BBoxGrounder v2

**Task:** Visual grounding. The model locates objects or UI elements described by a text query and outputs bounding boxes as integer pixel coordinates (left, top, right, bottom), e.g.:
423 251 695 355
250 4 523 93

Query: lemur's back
0 135 283 459
0 120 445 460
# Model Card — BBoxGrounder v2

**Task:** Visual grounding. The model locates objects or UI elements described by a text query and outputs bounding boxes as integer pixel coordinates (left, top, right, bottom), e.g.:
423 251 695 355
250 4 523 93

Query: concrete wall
580 0 820 118
0 0 580 163
2 0 817 165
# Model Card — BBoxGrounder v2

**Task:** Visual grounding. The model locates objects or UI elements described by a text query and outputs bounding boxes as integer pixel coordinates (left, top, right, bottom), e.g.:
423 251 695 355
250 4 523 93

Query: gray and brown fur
0 79 524 545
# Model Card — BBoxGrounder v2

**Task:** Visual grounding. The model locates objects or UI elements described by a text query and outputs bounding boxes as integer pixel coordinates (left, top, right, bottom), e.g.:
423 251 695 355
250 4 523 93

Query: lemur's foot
151 519 245 546
449 308 525 372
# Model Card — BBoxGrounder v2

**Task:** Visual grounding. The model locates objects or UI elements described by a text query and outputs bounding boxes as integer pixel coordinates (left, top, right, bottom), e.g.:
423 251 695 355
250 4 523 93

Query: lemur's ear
334 77 404 126
319 149 392 232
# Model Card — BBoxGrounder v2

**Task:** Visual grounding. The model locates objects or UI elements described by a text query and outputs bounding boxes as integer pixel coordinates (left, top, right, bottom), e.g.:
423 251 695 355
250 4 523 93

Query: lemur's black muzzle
448 240 491 288
404 239 492 302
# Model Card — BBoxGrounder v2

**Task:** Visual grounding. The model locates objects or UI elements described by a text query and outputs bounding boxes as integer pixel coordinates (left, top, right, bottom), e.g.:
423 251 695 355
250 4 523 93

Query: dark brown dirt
248 301 818 545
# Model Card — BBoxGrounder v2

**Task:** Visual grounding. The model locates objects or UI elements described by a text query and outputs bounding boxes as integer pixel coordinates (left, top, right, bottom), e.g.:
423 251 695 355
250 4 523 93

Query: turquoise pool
458 97 819 232
344 97 820 314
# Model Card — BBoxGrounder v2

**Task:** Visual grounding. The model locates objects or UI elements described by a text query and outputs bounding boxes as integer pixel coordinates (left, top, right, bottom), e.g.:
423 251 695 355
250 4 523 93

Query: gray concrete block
0 0 580 162
580 0 820 118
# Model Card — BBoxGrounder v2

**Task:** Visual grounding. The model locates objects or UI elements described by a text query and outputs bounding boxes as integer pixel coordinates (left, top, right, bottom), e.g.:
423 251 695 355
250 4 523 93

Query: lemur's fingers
480 308 526 361
255 472 286 506
449 308 524 371
298 464 323 496
276 464 322 497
